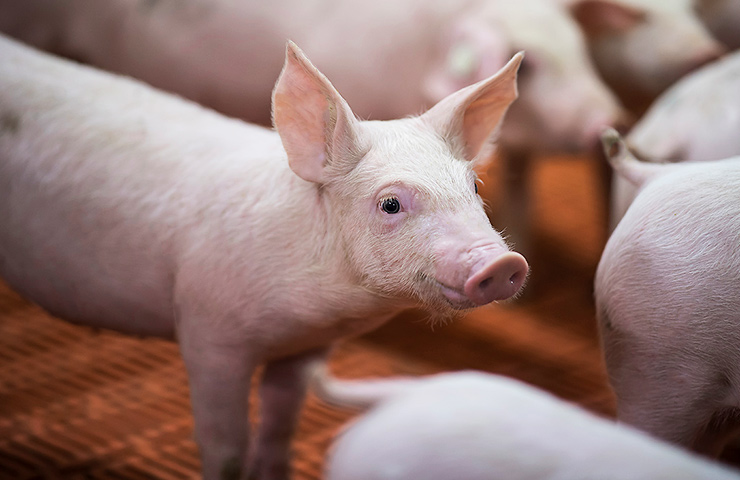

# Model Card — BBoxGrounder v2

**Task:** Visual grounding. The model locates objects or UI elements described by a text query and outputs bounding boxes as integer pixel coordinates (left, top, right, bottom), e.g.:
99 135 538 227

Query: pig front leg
177 319 257 480
249 349 329 480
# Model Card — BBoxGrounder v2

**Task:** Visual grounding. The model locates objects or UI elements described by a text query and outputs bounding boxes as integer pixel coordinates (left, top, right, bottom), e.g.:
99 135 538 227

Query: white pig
696 0 740 49
560 0 725 109
0 35 529 480
0 0 621 150
310 367 740 480
596 129 740 457
0 0 625 252
610 50 740 228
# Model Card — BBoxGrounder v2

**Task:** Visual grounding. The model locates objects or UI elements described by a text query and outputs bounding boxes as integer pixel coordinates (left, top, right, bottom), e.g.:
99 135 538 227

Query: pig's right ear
421 52 523 163
272 41 363 185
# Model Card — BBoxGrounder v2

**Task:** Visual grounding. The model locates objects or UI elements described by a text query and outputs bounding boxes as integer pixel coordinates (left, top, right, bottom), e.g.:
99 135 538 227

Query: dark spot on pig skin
0 111 21 137
598 306 616 333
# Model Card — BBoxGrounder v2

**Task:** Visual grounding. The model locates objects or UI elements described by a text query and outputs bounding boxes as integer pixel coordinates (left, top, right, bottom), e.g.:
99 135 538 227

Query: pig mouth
417 273 476 310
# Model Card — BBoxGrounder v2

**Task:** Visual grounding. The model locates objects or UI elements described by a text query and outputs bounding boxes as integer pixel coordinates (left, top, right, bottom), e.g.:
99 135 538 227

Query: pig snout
464 251 528 305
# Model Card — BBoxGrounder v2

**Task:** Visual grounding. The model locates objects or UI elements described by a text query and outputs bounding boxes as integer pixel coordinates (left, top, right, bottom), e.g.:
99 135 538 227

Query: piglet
610 51 740 228
0 35 528 480
311 367 740 480
560 0 725 111
596 129 740 457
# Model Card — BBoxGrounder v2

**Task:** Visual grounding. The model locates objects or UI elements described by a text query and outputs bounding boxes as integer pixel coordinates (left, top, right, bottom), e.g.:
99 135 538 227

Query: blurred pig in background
0 0 625 256
696 0 740 49
560 0 725 112
610 51 740 228
596 131 740 457
312 367 740 480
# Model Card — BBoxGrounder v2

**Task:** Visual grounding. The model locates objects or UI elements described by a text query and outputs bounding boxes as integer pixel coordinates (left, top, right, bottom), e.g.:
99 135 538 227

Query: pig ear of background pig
272 40 362 185
566 0 646 38
421 51 523 163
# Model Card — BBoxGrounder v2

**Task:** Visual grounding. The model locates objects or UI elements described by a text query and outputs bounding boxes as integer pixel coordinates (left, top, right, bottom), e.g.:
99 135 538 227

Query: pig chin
415 272 477 312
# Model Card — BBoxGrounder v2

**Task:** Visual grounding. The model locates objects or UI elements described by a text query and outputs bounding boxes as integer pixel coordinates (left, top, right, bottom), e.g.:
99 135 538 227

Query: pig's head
272 42 528 314
422 0 625 155
566 0 725 106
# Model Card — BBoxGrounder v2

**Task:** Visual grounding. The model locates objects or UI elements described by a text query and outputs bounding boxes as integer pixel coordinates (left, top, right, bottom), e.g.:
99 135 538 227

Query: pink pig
0 35 527 479
311 367 740 480
596 129 740 457
610 51 740 229
560 0 725 110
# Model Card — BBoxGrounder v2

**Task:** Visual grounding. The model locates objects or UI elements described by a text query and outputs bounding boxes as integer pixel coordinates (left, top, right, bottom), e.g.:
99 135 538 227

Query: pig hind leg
249 349 329 480
611 355 730 453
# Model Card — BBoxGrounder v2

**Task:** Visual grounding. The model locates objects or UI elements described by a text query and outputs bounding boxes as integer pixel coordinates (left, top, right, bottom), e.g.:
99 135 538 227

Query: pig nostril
479 277 492 290
509 270 524 286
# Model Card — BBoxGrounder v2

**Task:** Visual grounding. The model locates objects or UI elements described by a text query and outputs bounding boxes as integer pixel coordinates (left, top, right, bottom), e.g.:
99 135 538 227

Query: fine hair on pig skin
0 34 528 480
310 366 740 480
596 132 740 457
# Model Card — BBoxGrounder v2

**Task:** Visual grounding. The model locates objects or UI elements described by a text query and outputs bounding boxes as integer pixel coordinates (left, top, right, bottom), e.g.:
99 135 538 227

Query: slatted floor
0 153 668 479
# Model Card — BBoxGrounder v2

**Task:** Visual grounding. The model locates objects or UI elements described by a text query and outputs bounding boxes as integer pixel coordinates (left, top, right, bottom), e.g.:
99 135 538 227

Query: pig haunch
311 367 740 480
0 35 527 480
596 130 740 457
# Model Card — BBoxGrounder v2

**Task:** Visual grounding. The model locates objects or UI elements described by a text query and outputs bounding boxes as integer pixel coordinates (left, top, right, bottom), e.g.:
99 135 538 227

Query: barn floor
1 153 733 479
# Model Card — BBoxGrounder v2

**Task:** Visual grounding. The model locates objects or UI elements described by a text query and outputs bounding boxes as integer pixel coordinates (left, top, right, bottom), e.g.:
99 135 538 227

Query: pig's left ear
272 41 363 184
421 52 523 163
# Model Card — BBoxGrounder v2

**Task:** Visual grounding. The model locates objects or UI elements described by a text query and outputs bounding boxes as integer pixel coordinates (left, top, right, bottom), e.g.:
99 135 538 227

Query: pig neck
293 180 408 320
208 155 409 325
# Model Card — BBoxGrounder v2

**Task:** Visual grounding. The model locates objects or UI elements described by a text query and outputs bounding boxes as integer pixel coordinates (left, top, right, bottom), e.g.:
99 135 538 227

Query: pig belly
0 193 176 337
0 121 178 337
0 124 177 337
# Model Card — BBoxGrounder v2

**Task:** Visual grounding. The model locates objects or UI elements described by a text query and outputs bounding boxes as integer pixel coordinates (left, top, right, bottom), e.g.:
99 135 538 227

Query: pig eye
474 183 479 194
380 197 402 214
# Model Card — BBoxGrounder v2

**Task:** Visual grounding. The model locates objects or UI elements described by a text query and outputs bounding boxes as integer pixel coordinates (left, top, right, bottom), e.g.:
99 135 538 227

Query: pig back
0 35 289 337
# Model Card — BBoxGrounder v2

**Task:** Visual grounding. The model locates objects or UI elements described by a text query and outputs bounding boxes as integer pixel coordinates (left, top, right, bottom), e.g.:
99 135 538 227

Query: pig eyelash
474 177 483 195
379 197 402 214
